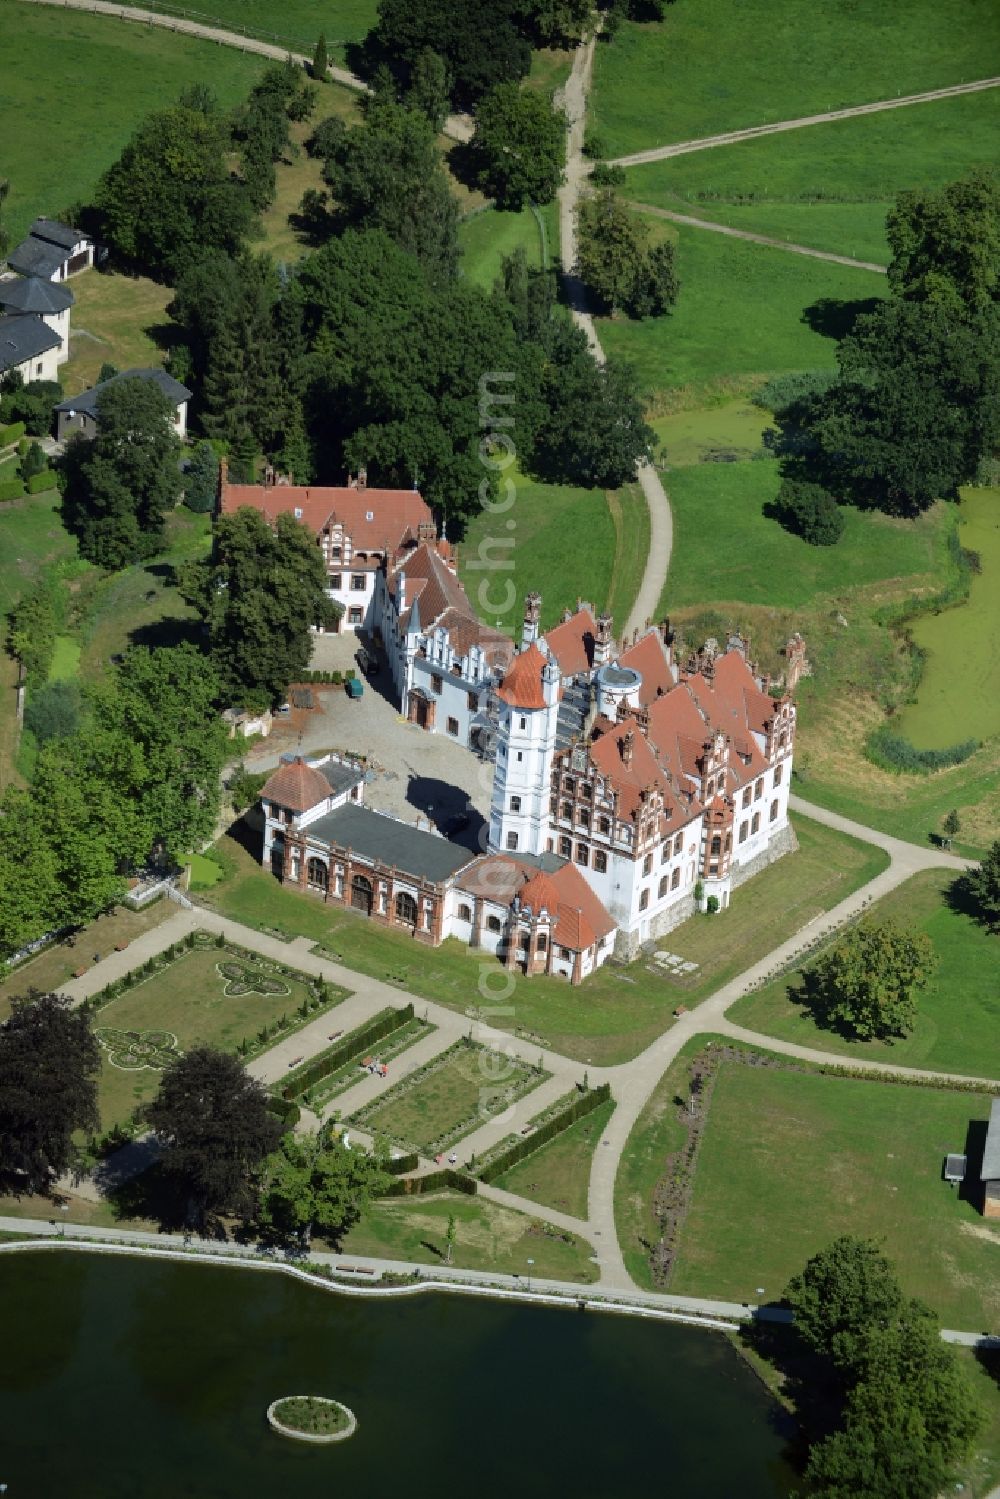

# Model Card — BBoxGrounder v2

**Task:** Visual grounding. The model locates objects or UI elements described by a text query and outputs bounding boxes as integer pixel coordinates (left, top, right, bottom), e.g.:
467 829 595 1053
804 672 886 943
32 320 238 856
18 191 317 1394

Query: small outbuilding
7 218 94 282
53 367 191 443
981 1098 1000 1218
0 312 62 384
0 276 74 364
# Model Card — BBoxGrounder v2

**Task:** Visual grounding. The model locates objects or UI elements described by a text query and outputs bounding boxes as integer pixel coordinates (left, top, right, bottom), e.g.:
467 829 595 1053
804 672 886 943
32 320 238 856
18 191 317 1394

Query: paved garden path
19 0 474 140
628 201 888 273
606 76 1000 167
558 30 673 642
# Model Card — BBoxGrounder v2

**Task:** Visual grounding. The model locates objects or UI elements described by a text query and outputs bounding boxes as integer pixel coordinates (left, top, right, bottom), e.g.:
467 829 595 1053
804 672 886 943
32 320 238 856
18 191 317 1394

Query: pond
896 489 1000 750
0 1253 796 1497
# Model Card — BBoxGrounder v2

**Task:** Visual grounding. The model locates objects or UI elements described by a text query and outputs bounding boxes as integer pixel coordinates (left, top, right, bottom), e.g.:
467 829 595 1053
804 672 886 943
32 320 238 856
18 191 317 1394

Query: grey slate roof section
0 314 61 373
303 803 474 883
318 759 365 797
0 277 74 315
982 1098 1000 1182
31 218 82 250
7 237 66 280
54 367 192 417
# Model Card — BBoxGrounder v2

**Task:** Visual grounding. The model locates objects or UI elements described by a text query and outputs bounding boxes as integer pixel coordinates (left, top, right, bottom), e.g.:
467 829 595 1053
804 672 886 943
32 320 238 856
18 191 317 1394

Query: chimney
621 729 635 768
522 592 542 648
357 466 367 491
561 606 573 624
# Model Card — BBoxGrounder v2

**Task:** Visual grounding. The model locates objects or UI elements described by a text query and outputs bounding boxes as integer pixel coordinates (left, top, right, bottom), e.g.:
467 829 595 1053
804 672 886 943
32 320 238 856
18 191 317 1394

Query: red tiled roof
497 642 550 709
619 630 674 705
397 544 514 661
260 757 331 813
220 479 431 552
540 863 617 951
544 609 596 676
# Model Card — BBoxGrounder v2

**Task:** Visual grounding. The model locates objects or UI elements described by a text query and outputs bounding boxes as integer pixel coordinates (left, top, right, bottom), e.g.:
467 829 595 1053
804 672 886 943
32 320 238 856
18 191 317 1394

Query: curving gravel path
628 201 887 273
607 76 1000 168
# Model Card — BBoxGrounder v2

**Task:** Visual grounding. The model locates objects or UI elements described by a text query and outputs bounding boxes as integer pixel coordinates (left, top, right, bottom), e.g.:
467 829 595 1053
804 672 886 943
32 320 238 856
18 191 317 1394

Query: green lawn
340 1188 598 1281
599 227 886 404
47 636 81 683
623 88 1000 265
256 87 361 264
671 1061 1000 1330
204 813 885 1064
589 0 998 155
459 206 548 290
146 0 378 62
659 460 951 613
89 942 341 1127
896 489 1000 749
494 1097 615 1219
650 400 769 468
729 870 1000 1079
350 1041 545 1153
0 3 267 242
60 270 175 399
457 469 617 633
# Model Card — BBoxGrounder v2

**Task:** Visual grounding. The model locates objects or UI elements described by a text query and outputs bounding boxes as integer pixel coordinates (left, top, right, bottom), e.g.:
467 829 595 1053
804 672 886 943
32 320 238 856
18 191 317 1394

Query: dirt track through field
607 76 1000 167
628 202 888 272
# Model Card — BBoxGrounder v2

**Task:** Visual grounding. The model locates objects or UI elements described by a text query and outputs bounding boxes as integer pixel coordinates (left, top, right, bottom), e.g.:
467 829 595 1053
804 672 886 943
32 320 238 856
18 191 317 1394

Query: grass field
589 0 998 155
90 944 333 1126
204 814 885 1063
659 460 951 613
148 0 377 62
729 870 1000 1078
350 1041 545 1153
494 1097 615 1219
599 226 886 405
340 1189 598 1281
60 271 174 398
651 400 768 467
896 490 1000 749
623 88 1000 265
256 86 361 263
0 3 267 242
671 1061 1000 1330
459 206 548 290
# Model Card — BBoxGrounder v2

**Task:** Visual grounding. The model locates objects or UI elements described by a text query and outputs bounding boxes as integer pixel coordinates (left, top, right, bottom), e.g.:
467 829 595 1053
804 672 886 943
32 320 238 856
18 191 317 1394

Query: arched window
351 874 373 913
395 891 418 926
457 902 472 922
307 857 328 890
536 932 548 951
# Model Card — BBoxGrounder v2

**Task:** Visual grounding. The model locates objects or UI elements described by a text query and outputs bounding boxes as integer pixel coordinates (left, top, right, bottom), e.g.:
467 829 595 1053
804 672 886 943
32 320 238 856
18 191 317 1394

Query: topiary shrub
770 478 845 546
706 894 720 915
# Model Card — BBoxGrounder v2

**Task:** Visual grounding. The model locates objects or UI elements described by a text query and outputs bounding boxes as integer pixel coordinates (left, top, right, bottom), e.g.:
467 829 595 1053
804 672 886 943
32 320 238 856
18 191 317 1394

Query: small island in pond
267 1396 357 1444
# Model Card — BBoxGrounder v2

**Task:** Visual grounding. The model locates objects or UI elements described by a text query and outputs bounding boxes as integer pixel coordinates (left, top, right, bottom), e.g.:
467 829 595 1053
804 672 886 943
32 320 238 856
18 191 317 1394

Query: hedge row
0 480 24 503
381 1167 478 1198
26 469 55 494
0 421 26 448
267 1095 301 1130
386 1151 419 1175
477 1083 612 1183
280 1004 414 1100
865 725 979 775
294 668 358 686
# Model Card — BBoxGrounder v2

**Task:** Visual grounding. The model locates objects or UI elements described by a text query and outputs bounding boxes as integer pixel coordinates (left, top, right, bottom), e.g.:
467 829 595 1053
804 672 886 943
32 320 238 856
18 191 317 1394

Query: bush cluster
865 726 979 774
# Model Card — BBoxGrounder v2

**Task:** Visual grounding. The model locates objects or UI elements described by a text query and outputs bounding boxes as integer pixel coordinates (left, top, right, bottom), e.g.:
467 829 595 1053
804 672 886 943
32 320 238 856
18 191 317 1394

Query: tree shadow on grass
942 871 992 931
800 296 883 342
420 1238 445 1260
127 616 204 654
105 1160 192 1233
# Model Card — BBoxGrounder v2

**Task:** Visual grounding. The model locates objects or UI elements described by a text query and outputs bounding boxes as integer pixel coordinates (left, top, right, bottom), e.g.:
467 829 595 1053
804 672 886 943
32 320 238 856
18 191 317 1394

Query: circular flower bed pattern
216 960 291 998
95 1028 181 1071
267 1396 356 1444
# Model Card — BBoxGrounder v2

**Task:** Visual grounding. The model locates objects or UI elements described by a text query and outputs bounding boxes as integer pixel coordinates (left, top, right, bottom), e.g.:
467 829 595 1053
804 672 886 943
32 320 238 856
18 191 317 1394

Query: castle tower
488 643 560 857
521 592 542 649
594 611 614 667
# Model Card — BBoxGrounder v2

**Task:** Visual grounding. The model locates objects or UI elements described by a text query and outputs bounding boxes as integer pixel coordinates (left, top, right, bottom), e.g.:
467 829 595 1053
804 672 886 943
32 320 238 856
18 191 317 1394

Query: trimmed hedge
477 1083 612 1183
267 1095 301 1130
281 1004 414 1100
381 1167 478 1197
865 725 979 774
0 479 25 503
0 421 26 448
25 469 55 494
387 1151 419 1175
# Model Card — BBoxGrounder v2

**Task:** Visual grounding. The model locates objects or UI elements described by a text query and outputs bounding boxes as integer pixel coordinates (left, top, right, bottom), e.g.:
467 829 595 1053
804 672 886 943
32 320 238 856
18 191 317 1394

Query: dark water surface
0 1252 795 1497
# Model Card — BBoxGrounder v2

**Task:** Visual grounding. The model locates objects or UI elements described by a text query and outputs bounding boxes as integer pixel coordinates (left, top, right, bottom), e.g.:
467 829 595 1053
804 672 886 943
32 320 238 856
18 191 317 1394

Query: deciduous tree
473 83 565 209
59 376 183 568
805 918 937 1040
146 1047 282 1222
771 477 845 546
577 190 679 317
405 47 450 130
259 1132 391 1243
183 441 219 513
370 0 532 108
887 169 1000 313
0 993 100 1192
785 1236 904 1373
179 508 340 705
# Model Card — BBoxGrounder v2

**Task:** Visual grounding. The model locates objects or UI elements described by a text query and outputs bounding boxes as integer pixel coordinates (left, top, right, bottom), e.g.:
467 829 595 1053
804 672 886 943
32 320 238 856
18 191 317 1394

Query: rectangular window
351 574 366 591
432 674 443 694
560 947 572 961
559 836 571 858
639 889 650 911
770 799 779 822
576 844 588 866
516 751 523 762
510 795 521 813
742 787 752 809
739 821 749 844
752 811 761 835
519 716 527 730
329 573 343 589
674 833 683 856
773 763 783 786
447 717 459 737
467 692 477 711
593 851 607 873
348 607 363 624
643 853 652 877
671 867 681 890
661 840 671 863
755 777 764 800
506 831 519 851
578 809 590 829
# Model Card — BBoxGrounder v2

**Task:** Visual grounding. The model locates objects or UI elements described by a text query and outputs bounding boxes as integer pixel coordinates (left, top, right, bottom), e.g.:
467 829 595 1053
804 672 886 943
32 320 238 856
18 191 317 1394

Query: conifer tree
313 33 328 80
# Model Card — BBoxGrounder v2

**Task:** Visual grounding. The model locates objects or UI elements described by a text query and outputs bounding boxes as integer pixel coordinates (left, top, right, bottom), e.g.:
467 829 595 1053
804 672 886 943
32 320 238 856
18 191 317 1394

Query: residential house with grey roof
54 368 191 442
6 218 94 282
